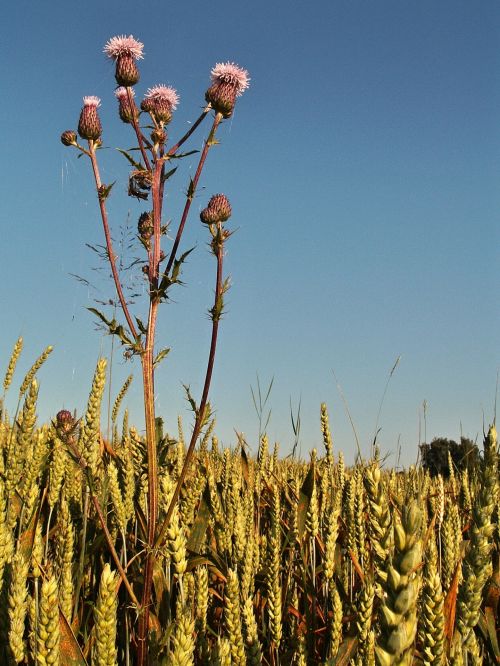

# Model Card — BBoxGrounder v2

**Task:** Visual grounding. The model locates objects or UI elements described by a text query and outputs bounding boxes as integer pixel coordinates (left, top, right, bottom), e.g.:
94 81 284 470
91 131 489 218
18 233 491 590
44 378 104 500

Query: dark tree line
419 436 481 477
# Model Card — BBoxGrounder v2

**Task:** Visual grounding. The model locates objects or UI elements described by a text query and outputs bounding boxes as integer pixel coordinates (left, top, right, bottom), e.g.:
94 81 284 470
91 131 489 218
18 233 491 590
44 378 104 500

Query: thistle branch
126 87 151 171
156 229 224 549
164 112 223 277
88 141 139 342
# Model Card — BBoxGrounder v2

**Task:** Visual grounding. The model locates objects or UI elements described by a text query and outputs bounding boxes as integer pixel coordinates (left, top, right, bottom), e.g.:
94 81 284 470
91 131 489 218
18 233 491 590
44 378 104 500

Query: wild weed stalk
60 35 249 663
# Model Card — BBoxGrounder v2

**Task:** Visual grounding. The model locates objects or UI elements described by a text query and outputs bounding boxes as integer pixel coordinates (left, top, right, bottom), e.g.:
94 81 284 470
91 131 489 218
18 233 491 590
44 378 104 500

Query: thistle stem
88 142 138 341
167 106 211 157
126 87 151 171
164 112 222 277
136 153 164 666
155 235 224 550
64 440 140 609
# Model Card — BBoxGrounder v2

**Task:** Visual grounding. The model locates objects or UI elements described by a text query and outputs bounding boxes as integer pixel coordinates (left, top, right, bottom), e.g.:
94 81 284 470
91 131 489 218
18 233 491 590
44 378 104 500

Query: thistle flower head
144 85 179 110
104 35 144 60
141 85 179 124
56 409 76 437
210 63 250 97
56 409 73 426
115 87 138 124
78 96 102 141
200 194 232 225
105 36 143 86
205 62 249 118
60 130 77 146
115 87 134 100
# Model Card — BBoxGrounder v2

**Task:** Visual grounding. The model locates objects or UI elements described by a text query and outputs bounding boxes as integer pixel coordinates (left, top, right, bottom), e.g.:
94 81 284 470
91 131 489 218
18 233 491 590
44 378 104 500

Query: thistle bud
138 211 153 240
115 54 140 86
200 194 232 225
56 409 75 438
78 96 102 141
151 128 166 146
115 87 138 124
60 130 77 146
205 62 249 118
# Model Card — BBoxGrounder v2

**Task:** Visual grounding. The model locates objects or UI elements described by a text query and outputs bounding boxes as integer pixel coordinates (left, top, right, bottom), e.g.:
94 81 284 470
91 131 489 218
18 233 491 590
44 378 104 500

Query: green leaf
186 177 195 199
158 247 195 295
116 148 145 170
479 608 500 662
155 417 164 446
87 308 133 346
297 464 315 541
161 166 177 183
187 484 210 554
135 317 148 335
98 181 115 201
170 150 199 160
182 384 198 415
171 247 195 283
153 348 171 368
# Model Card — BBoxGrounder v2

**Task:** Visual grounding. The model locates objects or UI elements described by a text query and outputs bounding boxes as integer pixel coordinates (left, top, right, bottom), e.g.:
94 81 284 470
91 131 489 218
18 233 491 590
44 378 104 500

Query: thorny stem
155 232 224 550
126 87 151 171
137 118 222 666
167 106 211 157
164 112 222 277
136 152 163 666
88 141 139 341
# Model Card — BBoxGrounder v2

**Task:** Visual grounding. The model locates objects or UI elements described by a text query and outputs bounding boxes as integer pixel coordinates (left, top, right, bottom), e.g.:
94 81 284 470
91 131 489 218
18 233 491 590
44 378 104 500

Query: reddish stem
167 106 211 157
88 142 138 341
164 112 222 277
65 439 139 607
155 232 224 549
136 154 163 666
126 87 151 171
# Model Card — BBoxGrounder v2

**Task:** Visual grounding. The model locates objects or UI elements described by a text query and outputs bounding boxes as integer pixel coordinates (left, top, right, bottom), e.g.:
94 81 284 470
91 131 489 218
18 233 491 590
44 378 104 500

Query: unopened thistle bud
151 128 166 146
205 62 250 118
200 194 232 225
60 130 77 146
141 85 179 125
138 211 153 240
115 87 138 124
78 96 102 141
56 409 75 437
104 34 144 87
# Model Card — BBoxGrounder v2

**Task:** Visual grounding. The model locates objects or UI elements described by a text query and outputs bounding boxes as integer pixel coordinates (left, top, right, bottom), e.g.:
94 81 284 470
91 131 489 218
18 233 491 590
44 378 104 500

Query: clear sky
1 0 498 465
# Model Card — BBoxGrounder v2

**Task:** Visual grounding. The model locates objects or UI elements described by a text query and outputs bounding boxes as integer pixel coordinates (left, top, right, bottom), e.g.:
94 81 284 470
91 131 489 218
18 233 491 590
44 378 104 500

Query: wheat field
0 347 498 665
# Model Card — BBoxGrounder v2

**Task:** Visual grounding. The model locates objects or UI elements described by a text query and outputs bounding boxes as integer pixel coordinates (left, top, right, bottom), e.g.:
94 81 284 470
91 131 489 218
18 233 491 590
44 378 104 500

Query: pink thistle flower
115 87 134 100
205 62 249 118
141 85 179 125
104 35 143 86
210 63 250 96
144 85 179 110
78 96 102 140
115 87 138 124
104 35 144 60
83 96 101 108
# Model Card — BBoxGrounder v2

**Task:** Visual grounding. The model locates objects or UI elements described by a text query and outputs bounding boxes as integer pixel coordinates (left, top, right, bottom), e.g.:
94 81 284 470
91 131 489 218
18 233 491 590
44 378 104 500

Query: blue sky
1 0 498 464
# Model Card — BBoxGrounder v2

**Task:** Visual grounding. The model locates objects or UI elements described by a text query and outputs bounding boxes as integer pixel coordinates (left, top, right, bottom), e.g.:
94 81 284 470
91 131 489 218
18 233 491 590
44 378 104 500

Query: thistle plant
61 35 248 664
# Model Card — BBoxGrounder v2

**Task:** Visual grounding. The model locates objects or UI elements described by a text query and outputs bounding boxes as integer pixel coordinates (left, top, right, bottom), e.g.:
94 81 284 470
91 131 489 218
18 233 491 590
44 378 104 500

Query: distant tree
419 436 480 477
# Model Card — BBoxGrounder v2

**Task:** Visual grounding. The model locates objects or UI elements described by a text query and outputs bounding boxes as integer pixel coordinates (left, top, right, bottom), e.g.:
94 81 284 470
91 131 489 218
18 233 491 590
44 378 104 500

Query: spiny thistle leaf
161 166 178 182
116 147 145 170
153 348 171 368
